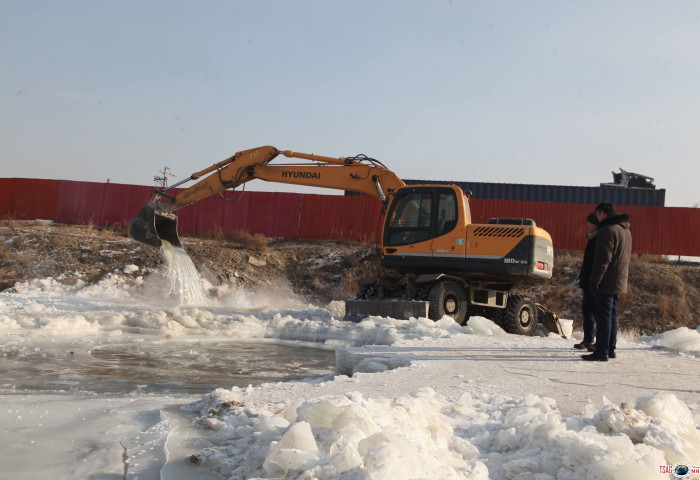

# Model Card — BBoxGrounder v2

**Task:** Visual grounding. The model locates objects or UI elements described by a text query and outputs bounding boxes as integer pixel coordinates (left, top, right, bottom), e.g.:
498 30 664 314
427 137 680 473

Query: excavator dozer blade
129 205 182 248
344 299 429 323
536 303 566 338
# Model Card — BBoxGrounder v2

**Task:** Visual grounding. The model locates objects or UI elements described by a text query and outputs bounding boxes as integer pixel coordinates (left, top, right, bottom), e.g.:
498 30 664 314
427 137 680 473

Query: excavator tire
428 281 468 325
501 294 538 336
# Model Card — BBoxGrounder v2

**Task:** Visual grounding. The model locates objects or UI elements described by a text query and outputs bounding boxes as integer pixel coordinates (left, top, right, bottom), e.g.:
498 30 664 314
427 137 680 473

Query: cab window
385 192 432 245
437 192 457 235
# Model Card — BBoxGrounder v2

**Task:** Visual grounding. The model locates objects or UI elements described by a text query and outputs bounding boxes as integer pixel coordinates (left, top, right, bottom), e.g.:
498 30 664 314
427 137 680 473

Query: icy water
0 337 336 395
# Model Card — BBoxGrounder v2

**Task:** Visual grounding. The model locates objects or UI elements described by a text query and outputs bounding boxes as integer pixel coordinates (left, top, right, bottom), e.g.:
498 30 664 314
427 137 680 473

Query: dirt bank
1 221 698 335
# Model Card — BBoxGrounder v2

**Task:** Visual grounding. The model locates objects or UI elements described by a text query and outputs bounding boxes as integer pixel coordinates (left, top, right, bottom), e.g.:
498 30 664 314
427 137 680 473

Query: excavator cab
130 205 182 248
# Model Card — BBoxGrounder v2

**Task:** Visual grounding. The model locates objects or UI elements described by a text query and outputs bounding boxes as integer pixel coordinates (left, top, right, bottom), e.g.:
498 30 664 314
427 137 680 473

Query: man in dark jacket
574 211 599 350
583 202 632 361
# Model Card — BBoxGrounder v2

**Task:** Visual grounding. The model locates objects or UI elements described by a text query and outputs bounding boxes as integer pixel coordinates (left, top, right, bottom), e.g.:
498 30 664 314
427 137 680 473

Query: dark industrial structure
404 168 664 207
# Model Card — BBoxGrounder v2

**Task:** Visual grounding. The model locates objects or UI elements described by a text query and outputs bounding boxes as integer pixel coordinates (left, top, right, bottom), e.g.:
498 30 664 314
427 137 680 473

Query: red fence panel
56 180 107 225
470 199 700 256
216 192 304 238
0 178 15 218
621 205 700 256
299 195 382 243
102 183 154 227
3 178 60 221
239 192 302 238
194 196 227 235
156 191 304 238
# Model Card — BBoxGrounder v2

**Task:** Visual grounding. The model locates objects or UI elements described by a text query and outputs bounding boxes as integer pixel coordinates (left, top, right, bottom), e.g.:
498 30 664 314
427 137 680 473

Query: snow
1 260 700 479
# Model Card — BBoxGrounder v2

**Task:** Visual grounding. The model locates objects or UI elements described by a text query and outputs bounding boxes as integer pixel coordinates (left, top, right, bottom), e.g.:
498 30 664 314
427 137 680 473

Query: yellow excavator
130 146 562 336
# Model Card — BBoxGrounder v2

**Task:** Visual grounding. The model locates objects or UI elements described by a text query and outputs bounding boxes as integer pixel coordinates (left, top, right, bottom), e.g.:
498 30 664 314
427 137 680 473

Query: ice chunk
636 392 693 425
353 357 389 374
504 406 541 428
640 327 700 353
466 316 507 336
598 402 651 443
262 421 318 475
332 404 380 436
297 399 348 429
358 432 421 479
327 447 363 473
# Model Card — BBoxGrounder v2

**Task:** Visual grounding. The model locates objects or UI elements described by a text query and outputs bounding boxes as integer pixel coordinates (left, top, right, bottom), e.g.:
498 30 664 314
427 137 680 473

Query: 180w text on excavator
130 146 563 336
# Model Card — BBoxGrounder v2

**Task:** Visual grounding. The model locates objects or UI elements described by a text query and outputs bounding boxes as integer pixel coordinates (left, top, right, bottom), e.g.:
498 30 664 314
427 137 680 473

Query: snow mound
184 389 700 480
639 327 700 354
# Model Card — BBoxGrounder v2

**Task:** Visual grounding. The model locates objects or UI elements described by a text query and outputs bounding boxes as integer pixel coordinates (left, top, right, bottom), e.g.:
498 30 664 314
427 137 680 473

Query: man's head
586 211 599 232
595 202 616 221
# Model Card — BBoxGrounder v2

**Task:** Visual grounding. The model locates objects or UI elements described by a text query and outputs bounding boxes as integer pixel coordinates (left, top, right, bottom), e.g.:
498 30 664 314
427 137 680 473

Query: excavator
130 146 562 336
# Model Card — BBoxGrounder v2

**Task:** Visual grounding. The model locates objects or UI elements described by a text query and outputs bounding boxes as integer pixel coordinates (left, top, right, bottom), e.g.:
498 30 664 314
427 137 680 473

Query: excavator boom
130 146 405 247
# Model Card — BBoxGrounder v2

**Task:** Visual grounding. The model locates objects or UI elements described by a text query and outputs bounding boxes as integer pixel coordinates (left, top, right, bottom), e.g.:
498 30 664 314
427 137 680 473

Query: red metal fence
1 178 698 256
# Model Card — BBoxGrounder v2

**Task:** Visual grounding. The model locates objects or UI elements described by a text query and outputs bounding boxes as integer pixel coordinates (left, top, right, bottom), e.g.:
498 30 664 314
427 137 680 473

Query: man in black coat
574 211 599 351
582 202 632 362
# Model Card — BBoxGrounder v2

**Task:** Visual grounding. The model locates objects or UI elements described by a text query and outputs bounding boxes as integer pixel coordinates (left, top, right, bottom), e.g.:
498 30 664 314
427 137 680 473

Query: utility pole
154 166 174 188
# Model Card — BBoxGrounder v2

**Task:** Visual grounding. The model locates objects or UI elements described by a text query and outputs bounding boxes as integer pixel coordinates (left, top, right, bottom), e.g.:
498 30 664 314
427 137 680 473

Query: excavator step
343 300 429 323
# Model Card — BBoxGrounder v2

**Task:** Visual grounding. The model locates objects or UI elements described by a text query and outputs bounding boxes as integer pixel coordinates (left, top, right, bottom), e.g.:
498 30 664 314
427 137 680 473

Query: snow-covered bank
2 268 700 479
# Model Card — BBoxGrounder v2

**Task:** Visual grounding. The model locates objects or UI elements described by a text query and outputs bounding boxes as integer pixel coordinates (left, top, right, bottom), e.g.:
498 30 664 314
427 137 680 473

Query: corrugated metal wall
1 178 698 255
1 178 60 220
299 195 382 243
404 179 666 206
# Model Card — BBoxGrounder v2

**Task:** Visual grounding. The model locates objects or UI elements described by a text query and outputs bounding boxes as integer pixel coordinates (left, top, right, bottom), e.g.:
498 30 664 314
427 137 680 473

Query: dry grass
197 228 268 252
94 224 127 240
657 293 684 319
618 326 643 342
200 226 227 241
0 267 19 291
12 236 24 250
0 219 47 228
0 242 12 262
0 218 19 228
227 231 268 253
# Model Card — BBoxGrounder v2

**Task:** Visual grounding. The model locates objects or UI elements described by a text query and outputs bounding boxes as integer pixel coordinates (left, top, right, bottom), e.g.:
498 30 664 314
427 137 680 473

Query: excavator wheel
428 281 468 325
501 294 538 336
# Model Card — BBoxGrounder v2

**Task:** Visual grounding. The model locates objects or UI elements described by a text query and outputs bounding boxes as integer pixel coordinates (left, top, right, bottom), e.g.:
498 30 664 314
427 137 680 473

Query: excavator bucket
129 205 182 248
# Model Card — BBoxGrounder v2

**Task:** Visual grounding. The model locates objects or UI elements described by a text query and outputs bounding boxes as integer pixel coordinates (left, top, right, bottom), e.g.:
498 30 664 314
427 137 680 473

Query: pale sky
2 1 699 207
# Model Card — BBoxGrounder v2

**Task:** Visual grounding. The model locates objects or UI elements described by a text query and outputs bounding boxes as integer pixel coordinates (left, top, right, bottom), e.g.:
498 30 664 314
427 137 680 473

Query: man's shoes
581 353 608 362
608 351 616 359
574 342 594 350
587 343 596 352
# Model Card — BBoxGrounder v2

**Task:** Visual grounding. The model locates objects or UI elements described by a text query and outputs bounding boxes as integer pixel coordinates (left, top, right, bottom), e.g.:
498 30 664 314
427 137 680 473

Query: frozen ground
1 256 699 479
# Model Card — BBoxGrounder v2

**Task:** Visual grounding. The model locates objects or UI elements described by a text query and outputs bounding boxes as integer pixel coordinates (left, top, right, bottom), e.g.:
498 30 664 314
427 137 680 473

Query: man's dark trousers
593 293 619 356
581 288 596 344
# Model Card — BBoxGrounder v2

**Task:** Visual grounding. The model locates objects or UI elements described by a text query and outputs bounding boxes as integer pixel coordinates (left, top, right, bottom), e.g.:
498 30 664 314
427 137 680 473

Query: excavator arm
130 146 406 247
